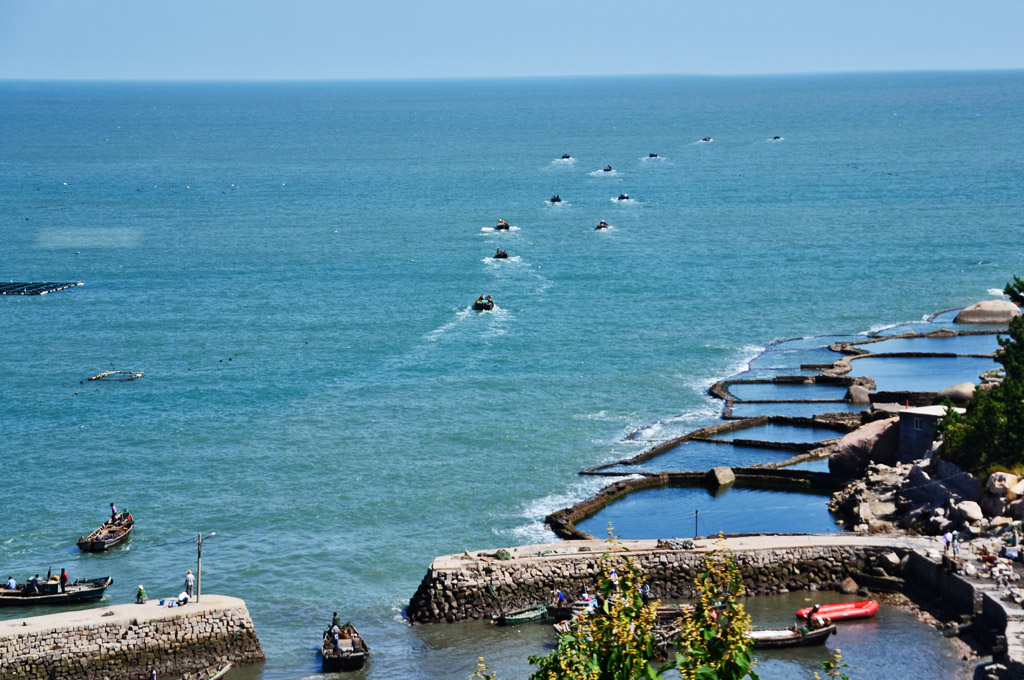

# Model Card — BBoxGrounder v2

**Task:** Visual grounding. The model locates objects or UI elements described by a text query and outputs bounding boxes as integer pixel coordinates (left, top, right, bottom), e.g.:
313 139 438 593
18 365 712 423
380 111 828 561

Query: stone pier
0 594 265 680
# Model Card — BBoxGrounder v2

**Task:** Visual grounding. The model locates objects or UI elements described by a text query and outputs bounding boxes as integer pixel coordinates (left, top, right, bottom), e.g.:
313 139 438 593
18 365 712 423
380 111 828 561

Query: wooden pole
197 532 202 603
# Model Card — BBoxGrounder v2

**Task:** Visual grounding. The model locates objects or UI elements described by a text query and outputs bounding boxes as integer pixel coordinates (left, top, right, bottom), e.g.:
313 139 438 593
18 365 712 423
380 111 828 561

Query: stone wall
0 594 264 680
406 539 908 624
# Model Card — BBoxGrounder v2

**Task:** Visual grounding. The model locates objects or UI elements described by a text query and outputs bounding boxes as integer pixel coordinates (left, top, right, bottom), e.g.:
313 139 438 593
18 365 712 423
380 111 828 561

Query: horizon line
2 66 1022 84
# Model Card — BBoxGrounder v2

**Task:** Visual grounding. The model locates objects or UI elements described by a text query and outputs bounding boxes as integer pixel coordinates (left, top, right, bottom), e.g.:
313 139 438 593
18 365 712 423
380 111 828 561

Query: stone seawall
406 535 924 624
0 594 264 680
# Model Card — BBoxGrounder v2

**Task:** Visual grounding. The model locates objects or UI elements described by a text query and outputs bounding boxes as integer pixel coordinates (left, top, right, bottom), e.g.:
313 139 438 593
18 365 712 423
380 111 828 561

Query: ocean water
3 72 1023 679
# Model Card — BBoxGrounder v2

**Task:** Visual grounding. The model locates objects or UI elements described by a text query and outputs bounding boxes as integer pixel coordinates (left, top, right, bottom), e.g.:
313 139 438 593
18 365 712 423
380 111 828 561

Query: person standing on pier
185 569 195 598
58 568 68 593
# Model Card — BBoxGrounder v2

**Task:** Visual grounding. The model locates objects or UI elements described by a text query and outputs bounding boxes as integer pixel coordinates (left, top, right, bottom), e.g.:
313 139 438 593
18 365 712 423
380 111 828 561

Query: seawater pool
850 355 1000 391
576 486 841 539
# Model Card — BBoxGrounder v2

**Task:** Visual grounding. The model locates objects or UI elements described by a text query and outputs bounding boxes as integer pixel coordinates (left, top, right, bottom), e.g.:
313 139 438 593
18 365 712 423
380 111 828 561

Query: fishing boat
796 600 878 622
321 625 370 672
594 220 610 230
0 576 113 608
473 296 494 311
493 249 509 259
750 624 836 649
491 603 548 626
77 510 134 551
546 599 596 621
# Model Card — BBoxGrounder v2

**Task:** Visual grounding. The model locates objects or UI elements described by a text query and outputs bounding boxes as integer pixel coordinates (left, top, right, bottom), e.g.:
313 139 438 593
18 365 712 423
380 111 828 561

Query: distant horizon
3 1 1022 81
3 66 1023 85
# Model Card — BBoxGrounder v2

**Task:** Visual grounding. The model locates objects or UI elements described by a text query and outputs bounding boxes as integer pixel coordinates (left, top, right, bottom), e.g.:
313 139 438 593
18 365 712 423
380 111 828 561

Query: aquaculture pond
576 486 841 539
850 355 1000 392
707 423 844 444
728 401 868 419
599 440 803 474
861 333 1001 355
725 383 851 401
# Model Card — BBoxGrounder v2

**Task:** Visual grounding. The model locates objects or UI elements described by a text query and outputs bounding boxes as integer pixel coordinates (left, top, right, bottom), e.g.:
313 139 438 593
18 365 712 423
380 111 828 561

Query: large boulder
705 467 735 489
938 382 976 406
845 385 871 404
829 417 899 478
954 300 1021 324
988 472 1020 497
955 500 985 523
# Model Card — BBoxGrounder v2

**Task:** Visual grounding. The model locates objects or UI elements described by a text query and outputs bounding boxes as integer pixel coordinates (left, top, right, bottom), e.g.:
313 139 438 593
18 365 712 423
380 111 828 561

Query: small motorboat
602 165 613 172
0 576 113 608
493 249 509 259
773 136 782 140
701 137 712 142
594 220 610 230
491 604 547 626
616 193 630 201
649 153 658 158
494 219 510 231
473 295 494 311
550 195 562 203
321 624 369 672
750 624 836 649
796 600 878 622
77 510 134 552
561 153 572 159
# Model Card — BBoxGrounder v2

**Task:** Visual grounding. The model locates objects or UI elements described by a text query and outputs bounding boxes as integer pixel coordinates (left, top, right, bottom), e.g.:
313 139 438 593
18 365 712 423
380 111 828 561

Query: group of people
325 612 358 651
135 569 196 605
494 218 510 230
5 569 69 594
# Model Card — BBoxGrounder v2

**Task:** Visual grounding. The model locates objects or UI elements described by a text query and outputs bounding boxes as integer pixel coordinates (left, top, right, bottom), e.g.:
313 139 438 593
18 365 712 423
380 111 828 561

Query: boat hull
0 577 113 608
321 627 369 672
796 600 878 621
751 624 836 649
77 512 134 552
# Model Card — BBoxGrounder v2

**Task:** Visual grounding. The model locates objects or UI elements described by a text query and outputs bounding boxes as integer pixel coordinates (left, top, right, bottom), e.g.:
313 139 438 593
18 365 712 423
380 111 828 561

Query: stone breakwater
0 595 264 680
406 535 924 625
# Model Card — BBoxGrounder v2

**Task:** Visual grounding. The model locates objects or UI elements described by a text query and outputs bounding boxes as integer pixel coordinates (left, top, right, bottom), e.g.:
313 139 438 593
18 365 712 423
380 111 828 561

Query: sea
2 71 1023 679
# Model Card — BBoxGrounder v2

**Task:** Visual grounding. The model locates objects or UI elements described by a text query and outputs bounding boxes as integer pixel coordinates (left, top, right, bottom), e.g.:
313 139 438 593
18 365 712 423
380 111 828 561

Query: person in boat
550 194 561 203
649 153 658 157
494 249 508 259
703 136 712 142
329 624 342 651
27 574 40 595
561 153 571 159
136 585 147 603
59 568 68 593
617 193 629 201
110 502 118 520
773 136 781 140
595 220 609 229
5 576 16 590
603 165 613 172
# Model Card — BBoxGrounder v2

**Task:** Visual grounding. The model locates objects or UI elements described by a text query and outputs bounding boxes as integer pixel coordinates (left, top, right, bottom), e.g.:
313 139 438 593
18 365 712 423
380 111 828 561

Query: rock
829 417 899 478
882 552 901 568
1008 500 1024 520
938 382 976 406
1008 480 1024 501
954 300 1021 324
990 516 1014 528
705 467 735 488
988 472 1019 497
980 494 1008 518
845 385 871 404
956 500 985 523
839 576 859 594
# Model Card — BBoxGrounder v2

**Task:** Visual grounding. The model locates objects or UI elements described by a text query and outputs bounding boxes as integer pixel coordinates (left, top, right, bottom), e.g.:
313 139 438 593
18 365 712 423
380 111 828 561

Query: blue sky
2 0 1022 80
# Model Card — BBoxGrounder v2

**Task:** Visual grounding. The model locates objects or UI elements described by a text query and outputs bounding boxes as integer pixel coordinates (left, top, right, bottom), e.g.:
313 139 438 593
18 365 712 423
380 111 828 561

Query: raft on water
0 281 83 295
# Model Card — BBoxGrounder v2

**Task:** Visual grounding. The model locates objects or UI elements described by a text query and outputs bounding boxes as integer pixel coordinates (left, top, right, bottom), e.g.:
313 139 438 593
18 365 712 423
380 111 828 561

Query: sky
1 0 1023 80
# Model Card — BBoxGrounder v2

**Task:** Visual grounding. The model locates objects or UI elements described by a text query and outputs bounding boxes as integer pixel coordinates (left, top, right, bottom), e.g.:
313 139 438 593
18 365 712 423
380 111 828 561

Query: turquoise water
602 440 802 473
3 72 1023 678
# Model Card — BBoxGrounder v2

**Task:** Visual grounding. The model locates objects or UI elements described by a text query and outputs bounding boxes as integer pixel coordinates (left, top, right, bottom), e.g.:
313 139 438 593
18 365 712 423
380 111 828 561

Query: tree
526 534 758 680
938 277 1024 470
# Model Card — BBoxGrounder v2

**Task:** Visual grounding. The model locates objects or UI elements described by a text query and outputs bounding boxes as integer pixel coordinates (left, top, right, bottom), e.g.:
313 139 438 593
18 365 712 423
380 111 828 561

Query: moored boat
491 603 547 626
796 600 878 622
0 576 113 608
77 510 134 551
749 624 836 649
321 624 369 672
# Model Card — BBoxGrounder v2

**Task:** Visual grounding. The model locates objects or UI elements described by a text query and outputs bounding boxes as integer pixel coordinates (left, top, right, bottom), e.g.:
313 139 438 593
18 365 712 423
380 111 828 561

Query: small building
898 405 965 458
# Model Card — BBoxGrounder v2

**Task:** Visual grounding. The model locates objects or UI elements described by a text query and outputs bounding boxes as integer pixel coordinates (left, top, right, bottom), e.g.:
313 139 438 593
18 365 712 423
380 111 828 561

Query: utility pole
196 531 216 603
695 510 699 539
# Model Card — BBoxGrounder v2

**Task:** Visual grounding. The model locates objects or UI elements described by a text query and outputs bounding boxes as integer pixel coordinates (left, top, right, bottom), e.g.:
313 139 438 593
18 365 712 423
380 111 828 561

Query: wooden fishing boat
491 603 547 626
655 603 692 621
796 600 878 622
77 510 134 551
321 625 370 672
750 624 836 649
0 576 113 607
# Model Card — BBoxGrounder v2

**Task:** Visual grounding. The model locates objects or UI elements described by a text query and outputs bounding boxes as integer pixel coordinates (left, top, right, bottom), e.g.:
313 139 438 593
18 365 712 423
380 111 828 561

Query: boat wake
588 169 618 177
610 197 635 204
480 226 520 233
424 308 473 342
987 288 1007 297
640 155 665 161
551 157 576 165
482 255 523 265
545 200 570 206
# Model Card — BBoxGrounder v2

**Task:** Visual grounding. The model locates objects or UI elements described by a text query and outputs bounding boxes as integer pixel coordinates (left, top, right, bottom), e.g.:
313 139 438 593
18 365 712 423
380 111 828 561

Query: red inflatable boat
796 600 879 622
